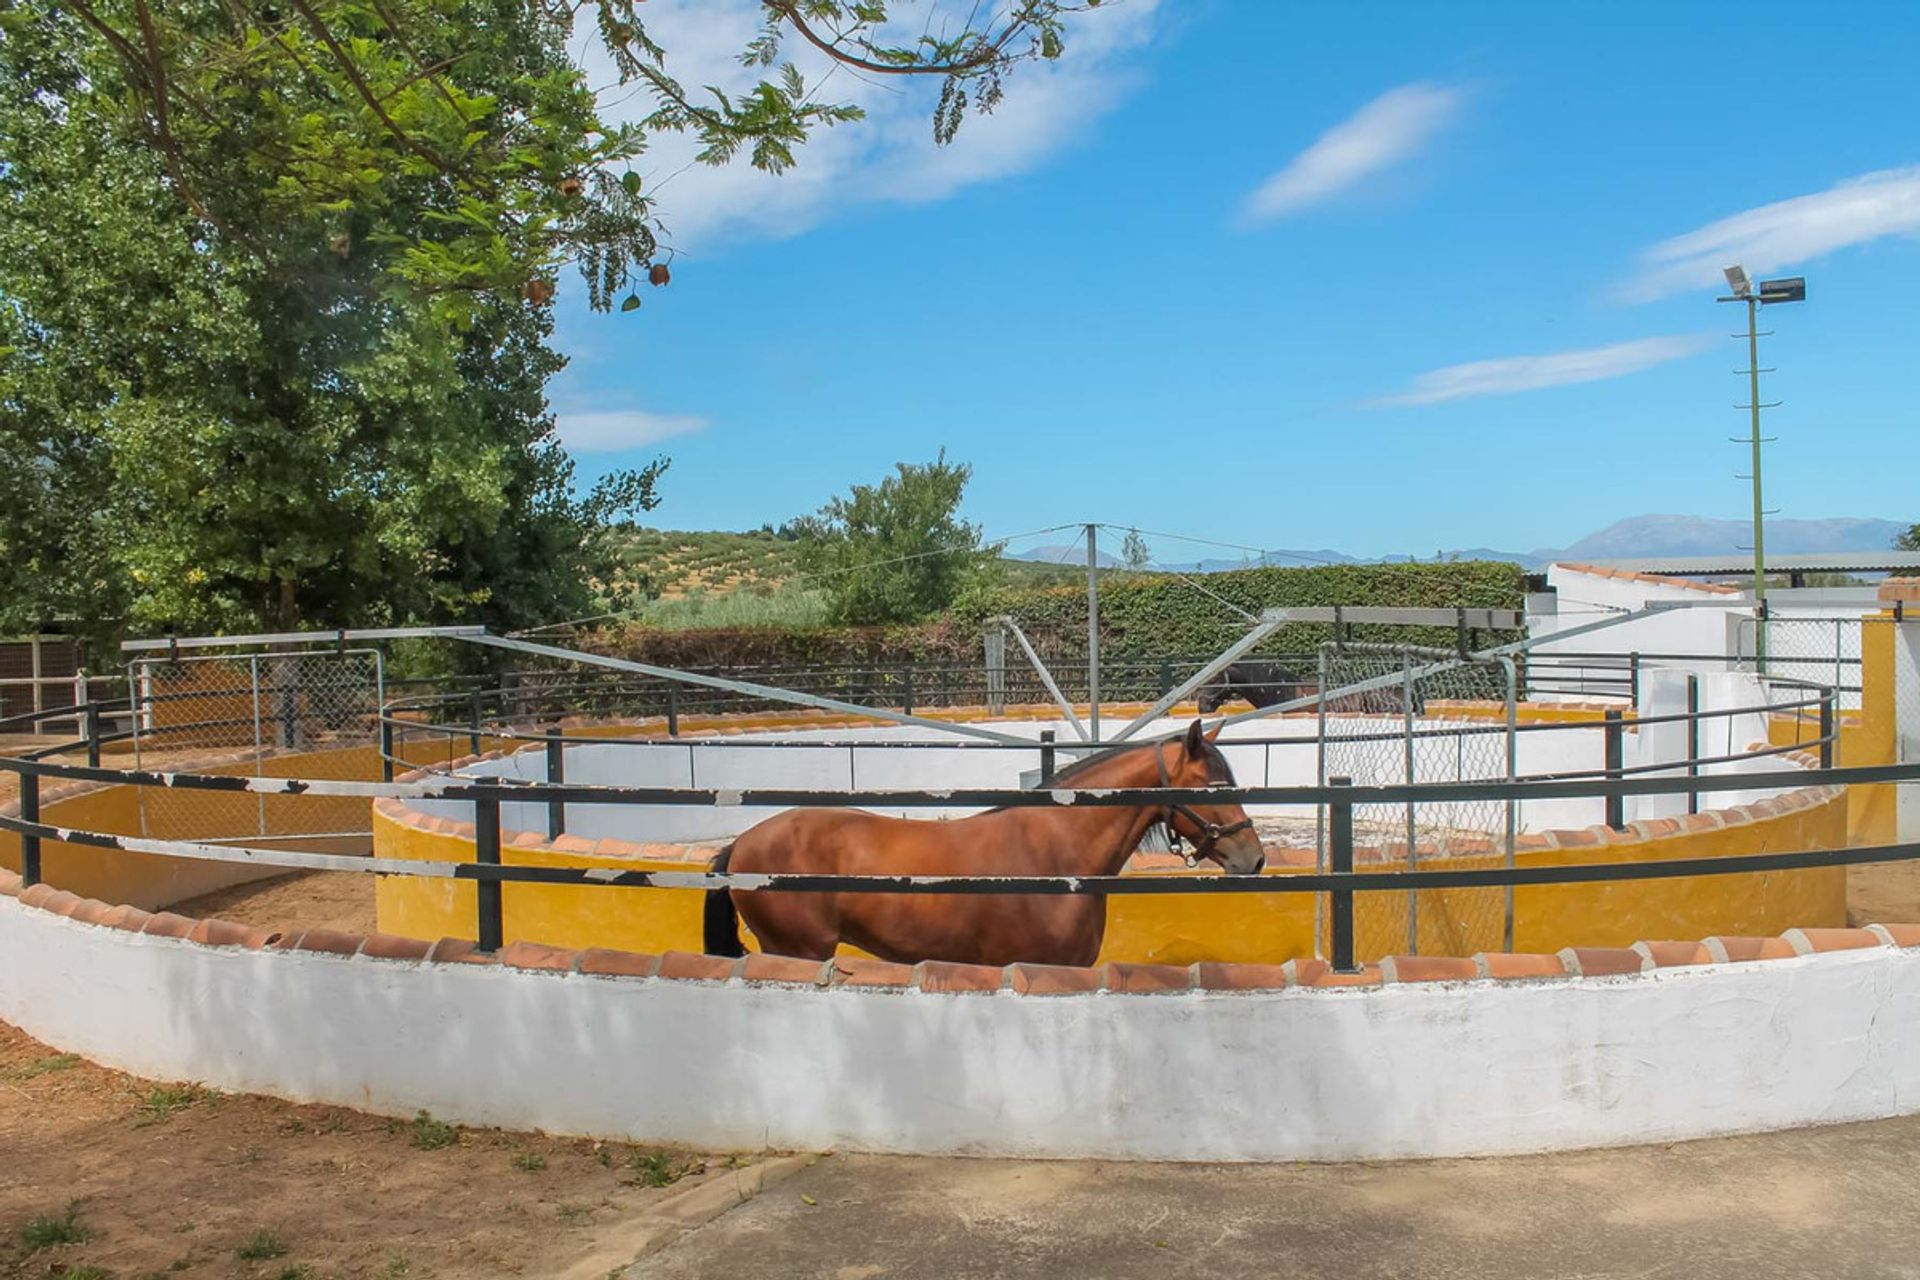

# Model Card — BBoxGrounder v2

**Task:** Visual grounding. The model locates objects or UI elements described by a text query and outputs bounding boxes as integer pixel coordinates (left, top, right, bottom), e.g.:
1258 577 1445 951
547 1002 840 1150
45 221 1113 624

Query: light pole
1716 265 1805 671
1085 522 1100 741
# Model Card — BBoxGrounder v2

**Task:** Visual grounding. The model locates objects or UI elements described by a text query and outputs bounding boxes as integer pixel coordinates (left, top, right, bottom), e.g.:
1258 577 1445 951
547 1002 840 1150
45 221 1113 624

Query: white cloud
1625 166 1920 300
586 1 1160 250
1239 82 1464 224
1372 335 1710 407
555 409 706 454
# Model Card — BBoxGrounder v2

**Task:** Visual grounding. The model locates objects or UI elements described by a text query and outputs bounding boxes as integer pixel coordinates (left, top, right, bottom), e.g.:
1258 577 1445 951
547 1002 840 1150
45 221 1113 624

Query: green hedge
952 561 1527 659
581 561 1526 680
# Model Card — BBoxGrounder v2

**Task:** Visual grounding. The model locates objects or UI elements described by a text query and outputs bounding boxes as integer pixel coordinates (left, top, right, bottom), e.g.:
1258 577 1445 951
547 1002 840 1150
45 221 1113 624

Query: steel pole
1086 523 1100 742
1748 294 1769 673
475 797 503 952
1329 776 1355 973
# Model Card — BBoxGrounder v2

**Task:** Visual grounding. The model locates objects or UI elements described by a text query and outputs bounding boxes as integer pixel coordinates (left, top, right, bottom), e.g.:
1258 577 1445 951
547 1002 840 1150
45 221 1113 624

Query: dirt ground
1846 859 1920 927
0 1021 747 1280
171 873 378 937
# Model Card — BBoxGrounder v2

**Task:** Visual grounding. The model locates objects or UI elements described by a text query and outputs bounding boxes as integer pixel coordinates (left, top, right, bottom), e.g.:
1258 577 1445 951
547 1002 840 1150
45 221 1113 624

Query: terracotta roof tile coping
1554 563 1743 595
8 864 1913 994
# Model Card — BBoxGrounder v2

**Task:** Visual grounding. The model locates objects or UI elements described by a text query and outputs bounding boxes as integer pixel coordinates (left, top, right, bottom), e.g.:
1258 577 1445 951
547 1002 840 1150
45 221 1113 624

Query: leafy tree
0 0 1099 638
794 453 999 625
1121 528 1152 571
1897 525 1920 552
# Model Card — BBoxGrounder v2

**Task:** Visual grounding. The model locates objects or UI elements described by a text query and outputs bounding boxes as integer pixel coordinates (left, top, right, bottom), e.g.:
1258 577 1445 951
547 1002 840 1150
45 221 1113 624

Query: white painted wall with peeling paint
5 898 1917 1162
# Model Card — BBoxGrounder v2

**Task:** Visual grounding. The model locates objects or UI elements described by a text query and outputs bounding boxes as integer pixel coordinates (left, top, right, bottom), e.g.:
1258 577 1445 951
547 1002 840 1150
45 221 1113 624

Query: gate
1316 645 1518 958
127 649 384 842
1892 616 1920 843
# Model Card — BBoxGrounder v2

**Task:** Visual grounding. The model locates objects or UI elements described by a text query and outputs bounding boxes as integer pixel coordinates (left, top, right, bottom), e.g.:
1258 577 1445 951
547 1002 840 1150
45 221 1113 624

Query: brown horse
702 720 1265 967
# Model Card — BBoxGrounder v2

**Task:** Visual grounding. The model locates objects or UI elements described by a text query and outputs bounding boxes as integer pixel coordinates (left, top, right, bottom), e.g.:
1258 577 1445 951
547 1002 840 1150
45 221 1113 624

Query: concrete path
629 1116 1920 1279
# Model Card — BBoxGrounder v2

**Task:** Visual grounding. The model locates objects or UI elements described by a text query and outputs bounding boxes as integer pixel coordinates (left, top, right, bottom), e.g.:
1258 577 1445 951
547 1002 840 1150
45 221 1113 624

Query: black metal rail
0 663 1875 975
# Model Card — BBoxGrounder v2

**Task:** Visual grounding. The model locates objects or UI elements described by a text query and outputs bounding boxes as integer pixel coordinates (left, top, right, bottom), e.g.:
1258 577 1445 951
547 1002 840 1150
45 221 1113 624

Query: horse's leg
734 888 839 961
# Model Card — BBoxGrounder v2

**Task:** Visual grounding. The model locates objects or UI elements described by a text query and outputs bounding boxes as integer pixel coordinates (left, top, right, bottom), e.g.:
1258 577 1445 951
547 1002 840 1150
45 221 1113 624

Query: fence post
1039 729 1056 784
1603 708 1625 831
19 771 41 888
1628 652 1641 707
1401 652 1417 957
475 796 503 953
279 658 299 751
546 726 566 838
1159 659 1173 699
1819 688 1835 770
985 627 1006 717
1685 675 1700 816
84 701 101 768
379 713 395 783
1329 775 1355 973
901 665 914 716
467 692 483 756
665 682 680 738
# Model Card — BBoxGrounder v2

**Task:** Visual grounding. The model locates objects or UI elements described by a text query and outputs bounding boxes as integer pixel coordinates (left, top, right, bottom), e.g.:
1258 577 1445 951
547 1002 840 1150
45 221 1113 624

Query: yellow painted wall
0 691 1859 955
371 787 1848 964
0 740 451 911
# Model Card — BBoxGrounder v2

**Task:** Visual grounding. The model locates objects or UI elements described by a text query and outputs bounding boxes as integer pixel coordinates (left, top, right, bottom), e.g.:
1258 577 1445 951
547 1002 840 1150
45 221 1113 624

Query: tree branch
61 0 235 236
282 0 465 179
366 0 470 117
763 0 1035 77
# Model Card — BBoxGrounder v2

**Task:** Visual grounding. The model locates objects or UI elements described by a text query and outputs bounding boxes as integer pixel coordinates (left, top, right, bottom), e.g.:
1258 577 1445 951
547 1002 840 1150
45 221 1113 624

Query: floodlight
1759 276 1806 305
1722 264 1752 297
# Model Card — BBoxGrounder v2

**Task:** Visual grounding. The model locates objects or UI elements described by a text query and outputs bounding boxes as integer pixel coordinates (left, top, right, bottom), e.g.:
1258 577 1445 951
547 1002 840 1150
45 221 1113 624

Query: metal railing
0 674 1867 971
0 751 1896 970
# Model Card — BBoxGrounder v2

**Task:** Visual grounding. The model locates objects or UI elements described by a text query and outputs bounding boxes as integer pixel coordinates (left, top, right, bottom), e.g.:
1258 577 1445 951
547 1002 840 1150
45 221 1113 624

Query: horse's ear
1184 719 1206 758
1204 721 1224 743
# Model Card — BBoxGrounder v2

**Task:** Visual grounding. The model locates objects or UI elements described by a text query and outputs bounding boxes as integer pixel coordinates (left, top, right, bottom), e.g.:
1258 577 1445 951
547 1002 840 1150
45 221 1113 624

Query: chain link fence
1737 616 1863 710
1315 645 1517 960
127 649 383 842
1886 616 1920 843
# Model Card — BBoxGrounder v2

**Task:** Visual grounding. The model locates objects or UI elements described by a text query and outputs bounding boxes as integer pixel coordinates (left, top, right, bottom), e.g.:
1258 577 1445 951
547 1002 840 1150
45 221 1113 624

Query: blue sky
550 1 1920 560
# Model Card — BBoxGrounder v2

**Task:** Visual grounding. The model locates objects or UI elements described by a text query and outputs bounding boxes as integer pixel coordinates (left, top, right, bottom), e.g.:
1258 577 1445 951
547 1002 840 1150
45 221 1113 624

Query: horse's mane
1043 732 1233 787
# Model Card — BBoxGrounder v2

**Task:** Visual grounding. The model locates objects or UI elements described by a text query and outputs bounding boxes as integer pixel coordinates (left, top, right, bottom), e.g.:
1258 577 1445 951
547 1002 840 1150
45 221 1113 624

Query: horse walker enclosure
6 581 1920 1160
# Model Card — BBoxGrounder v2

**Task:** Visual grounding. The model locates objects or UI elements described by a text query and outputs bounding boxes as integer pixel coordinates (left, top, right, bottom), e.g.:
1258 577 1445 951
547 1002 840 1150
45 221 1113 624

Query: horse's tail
703 844 746 958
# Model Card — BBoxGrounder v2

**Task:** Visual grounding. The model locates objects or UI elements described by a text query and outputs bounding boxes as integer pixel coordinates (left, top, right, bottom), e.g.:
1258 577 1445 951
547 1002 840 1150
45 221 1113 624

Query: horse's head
1160 720 1265 875
1195 682 1229 714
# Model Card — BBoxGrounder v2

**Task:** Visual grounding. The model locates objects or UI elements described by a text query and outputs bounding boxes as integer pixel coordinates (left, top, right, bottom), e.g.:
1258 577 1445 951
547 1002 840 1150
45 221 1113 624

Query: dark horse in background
1197 660 1423 715
1196 661 1308 713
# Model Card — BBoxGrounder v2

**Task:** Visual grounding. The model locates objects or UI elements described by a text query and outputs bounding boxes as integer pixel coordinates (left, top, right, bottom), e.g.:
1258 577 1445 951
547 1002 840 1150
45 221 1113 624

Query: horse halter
1154 743 1255 868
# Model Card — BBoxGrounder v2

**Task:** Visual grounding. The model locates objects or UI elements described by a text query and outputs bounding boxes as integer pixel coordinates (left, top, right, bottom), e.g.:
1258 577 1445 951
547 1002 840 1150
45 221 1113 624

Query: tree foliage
0 0 1102 639
793 452 1000 625
0 0 664 637
1897 525 1919 552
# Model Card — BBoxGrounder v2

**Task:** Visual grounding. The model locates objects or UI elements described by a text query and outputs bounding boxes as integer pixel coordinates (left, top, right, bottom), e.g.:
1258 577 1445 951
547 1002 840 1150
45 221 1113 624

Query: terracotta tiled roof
1553 563 1743 595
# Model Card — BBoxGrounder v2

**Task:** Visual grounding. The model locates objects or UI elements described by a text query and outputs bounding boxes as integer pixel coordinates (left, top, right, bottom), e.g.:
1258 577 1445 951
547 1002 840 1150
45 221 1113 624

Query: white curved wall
5 899 1916 1162
412 717 1333 844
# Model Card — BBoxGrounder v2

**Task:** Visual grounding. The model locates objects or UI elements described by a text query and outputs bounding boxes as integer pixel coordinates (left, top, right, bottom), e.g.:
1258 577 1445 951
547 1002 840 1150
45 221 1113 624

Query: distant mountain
1005 515 1908 574
1550 515 1908 562
1012 544 1126 569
